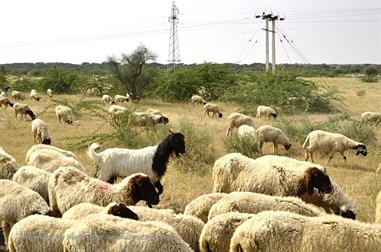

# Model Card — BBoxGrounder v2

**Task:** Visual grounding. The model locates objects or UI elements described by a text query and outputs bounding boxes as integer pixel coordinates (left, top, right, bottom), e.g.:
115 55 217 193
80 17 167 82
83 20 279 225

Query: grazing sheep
46 88 53 98
191 95 205 105
146 109 170 124
108 104 128 124
183 193 228 223
361 112 381 123
303 129 367 163
226 112 254 136
237 125 256 140
26 144 78 162
0 147 19 180
0 97 14 110
0 180 53 248
88 132 185 195
10 91 25 101
55 105 74 124
27 148 85 172
203 103 223 118
376 191 381 223
30 89 40 101
114 94 130 104
12 166 51 204
256 105 277 120
62 214 193 252
145 108 164 116
62 202 139 220
199 212 254 252
31 118 51 145
12 103 36 120
102 94 113 104
256 125 291 155
208 192 324 220
230 211 381 252
48 167 160 215
129 112 169 128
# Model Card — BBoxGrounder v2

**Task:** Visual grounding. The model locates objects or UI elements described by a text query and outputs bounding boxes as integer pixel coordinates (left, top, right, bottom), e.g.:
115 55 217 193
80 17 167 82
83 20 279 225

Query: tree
108 45 157 100
364 66 378 77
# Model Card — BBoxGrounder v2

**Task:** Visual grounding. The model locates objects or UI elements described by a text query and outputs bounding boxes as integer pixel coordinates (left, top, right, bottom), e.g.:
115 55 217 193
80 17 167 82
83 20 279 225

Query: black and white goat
87 132 185 195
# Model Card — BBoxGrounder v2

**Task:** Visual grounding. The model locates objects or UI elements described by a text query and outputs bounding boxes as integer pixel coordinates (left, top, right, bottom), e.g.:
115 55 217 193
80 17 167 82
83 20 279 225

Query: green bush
224 135 259 159
356 90 366 96
37 67 81 93
359 75 378 83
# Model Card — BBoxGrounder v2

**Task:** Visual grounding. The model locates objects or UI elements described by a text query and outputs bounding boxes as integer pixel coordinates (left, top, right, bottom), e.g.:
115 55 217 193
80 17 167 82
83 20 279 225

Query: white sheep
10 91 25 101
27 148 85 172
26 144 78 161
30 89 40 101
256 105 277 120
62 214 193 252
87 132 185 195
0 97 14 110
226 112 254 136
361 112 381 123
102 94 113 104
31 118 51 145
303 129 368 163
108 104 128 124
0 147 19 180
129 112 169 128
230 211 381 252
48 167 160 215
376 191 381 223
203 103 223 118
12 103 36 120
114 94 130 104
256 125 291 155
46 88 53 98
183 193 228 223
237 125 256 140
199 212 254 252
207 192 324 220
0 180 53 248
55 105 74 124
145 109 170 124
191 94 205 105
12 166 51 204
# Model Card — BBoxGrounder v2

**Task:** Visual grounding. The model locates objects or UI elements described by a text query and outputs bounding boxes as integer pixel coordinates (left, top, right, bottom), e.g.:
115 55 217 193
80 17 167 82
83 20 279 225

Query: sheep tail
302 135 310 149
87 143 101 163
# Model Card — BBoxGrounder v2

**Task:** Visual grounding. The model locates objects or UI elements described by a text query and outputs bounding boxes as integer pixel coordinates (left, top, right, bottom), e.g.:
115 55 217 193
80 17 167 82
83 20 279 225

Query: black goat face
305 167 333 194
134 176 160 206
169 132 185 157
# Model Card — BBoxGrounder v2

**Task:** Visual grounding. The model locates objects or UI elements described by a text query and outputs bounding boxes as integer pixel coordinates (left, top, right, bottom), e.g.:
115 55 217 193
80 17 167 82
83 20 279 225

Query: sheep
207 192 324 221
55 105 74 124
256 105 277 120
48 167 160 215
0 91 5 97
376 191 381 223
108 104 128 124
10 91 25 101
129 112 169 128
31 118 51 145
203 103 223 118
0 147 19 180
146 108 164 116
0 97 14 110
62 214 193 252
88 132 185 195
0 180 53 248
12 103 36 120
199 212 254 252
30 89 40 101
26 144 78 161
237 125 256 140
114 94 130 104
12 166 51 204
230 211 381 252
146 109 170 124
46 88 53 98
191 94 205 105
226 112 254 136
27 148 85 172
303 129 368 164
102 94 113 104
183 193 228 223
361 111 381 123
62 202 139 220
256 125 291 155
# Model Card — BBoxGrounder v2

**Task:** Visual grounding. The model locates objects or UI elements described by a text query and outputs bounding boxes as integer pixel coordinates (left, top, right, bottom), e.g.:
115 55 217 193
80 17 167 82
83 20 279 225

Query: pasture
0 77 380 222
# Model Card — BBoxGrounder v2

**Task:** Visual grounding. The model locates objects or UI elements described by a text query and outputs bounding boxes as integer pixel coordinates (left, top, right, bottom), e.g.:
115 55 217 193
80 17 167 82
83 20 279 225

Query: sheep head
284 143 292 150
353 144 367 156
107 203 139 220
129 174 160 206
339 205 356 219
303 167 333 195
42 138 52 145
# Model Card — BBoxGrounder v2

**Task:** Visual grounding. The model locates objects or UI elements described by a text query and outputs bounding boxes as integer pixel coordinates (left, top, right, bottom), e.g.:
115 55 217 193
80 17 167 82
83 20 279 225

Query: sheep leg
339 151 347 162
258 142 264 155
154 181 163 195
226 126 232 136
273 142 279 155
304 150 309 161
33 133 37 143
1 222 10 247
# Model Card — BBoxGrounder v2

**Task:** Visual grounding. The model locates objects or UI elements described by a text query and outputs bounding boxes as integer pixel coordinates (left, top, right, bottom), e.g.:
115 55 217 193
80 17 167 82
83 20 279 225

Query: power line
168 1 181 71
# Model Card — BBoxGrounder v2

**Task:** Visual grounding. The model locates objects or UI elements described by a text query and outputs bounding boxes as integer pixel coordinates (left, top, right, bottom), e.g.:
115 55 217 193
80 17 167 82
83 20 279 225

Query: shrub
224 135 259 159
38 67 81 93
356 90 366 96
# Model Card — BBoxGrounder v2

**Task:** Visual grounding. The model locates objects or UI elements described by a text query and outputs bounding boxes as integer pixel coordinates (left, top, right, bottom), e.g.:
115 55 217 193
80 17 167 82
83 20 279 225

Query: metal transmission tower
255 12 285 73
168 1 180 71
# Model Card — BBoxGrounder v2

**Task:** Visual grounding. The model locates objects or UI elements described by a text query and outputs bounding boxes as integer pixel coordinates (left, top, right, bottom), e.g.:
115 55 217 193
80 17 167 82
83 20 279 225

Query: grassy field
0 77 380 222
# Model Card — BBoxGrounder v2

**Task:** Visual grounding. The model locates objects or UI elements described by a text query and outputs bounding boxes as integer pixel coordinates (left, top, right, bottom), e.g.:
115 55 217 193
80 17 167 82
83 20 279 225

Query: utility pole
256 12 285 73
168 1 180 71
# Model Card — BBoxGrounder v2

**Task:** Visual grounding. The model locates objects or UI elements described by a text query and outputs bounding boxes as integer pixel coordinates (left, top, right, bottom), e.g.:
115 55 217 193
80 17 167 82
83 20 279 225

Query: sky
0 0 380 64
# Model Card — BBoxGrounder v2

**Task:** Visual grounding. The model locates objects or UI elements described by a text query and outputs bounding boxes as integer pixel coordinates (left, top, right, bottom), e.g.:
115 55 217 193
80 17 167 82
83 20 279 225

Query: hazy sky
0 0 380 64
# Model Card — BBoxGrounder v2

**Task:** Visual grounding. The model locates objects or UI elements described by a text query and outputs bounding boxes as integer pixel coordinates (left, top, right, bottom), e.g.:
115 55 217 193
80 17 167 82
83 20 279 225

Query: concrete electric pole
168 1 180 71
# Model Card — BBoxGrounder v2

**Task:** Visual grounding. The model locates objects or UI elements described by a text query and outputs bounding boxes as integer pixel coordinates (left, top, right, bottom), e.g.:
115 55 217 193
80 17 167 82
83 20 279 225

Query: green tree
364 66 378 77
108 45 157 100
38 66 80 93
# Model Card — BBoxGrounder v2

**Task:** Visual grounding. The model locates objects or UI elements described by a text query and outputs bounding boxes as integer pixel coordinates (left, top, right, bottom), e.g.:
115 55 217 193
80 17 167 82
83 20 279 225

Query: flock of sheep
0 89 380 251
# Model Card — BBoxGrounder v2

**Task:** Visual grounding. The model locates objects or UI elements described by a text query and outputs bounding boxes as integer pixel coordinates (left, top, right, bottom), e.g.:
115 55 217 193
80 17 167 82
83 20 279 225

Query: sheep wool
26 144 78 161
128 206 204 251
0 147 19 180
183 192 228 223
361 112 381 123
191 95 205 105
203 103 223 118
102 94 113 104
13 103 36 120
12 166 51 204
230 211 381 252
208 192 324 220
0 97 14 110
256 105 277 120
199 212 254 252
62 214 193 252
226 112 254 136
375 191 381 223
31 118 51 145
55 105 74 124
46 88 53 98
256 125 291 155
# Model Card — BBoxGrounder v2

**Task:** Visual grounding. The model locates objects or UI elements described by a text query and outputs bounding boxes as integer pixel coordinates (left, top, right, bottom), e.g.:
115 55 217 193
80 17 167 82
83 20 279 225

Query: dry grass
0 77 380 222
